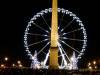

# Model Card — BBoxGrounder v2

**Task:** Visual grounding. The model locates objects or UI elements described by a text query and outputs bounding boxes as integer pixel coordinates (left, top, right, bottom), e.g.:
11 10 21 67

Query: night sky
0 0 99 67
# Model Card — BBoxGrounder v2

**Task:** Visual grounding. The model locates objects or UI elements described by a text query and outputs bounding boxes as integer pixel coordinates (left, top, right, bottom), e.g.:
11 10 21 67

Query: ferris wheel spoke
62 28 82 36
58 43 67 66
59 39 80 54
32 22 49 33
58 43 71 63
28 39 48 47
60 37 84 41
26 33 49 37
61 58 64 67
58 54 66 57
37 42 50 55
60 19 75 33
41 15 51 30
59 13 65 30
43 50 50 66
41 51 47 55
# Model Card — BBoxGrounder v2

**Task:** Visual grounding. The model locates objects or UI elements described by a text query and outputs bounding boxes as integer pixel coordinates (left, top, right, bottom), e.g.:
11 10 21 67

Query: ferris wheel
24 8 87 69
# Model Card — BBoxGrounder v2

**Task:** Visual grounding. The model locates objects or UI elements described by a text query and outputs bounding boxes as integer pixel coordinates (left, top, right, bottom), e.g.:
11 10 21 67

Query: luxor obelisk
50 0 59 69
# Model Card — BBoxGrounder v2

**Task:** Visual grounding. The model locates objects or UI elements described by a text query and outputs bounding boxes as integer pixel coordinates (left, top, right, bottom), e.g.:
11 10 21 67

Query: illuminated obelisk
50 0 58 69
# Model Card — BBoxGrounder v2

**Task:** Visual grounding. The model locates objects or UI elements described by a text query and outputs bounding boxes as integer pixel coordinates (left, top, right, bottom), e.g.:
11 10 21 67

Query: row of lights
0 57 23 68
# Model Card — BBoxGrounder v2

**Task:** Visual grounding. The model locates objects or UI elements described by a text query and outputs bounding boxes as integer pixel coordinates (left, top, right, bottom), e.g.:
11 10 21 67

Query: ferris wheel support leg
43 50 50 66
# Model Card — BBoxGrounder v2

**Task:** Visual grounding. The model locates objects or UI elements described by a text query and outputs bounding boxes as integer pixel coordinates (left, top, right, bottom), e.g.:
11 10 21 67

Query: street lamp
88 66 92 70
12 64 15 67
1 64 5 68
19 64 23 67
88 62 91 66
4 57 8 61
95 66 97 69
17 60 21 64
93 61 96 65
